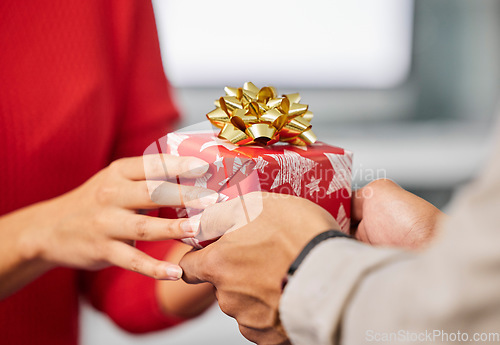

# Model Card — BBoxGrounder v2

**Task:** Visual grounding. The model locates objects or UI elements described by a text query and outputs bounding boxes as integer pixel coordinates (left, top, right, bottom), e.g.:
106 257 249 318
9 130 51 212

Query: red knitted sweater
0 1 184 344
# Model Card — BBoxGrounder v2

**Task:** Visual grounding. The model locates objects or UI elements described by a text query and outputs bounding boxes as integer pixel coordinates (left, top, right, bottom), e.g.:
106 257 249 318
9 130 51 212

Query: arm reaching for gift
180 181 448 344
180 192 339 344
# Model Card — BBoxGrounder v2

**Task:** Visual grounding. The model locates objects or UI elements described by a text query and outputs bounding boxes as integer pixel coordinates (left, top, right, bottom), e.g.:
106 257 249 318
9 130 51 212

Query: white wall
153 0 413 89
81 302 251 345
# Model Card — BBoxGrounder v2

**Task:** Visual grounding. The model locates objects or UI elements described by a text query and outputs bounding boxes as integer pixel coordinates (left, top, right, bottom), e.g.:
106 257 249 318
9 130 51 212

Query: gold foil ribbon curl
206 82 317 146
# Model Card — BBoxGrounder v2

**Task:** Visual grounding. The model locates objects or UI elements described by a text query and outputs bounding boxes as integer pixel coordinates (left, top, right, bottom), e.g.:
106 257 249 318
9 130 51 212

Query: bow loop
206 83 317 146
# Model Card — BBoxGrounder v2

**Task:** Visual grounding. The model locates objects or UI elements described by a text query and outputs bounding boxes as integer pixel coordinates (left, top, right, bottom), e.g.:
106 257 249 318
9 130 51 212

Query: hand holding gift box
159 83 353 248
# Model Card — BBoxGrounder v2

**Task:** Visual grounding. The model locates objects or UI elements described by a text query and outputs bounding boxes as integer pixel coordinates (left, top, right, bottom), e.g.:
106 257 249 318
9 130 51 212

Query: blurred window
153 0 414 89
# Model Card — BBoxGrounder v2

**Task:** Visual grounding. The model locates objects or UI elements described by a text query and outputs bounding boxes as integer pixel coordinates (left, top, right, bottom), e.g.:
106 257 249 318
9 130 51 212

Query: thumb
351 179 401 224
179 248 212 284
351 187 366 227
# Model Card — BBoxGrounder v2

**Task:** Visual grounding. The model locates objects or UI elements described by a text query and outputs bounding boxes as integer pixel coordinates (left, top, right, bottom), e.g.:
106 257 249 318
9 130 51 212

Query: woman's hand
35 154 218 278
351 179 445 249
0 154 217 299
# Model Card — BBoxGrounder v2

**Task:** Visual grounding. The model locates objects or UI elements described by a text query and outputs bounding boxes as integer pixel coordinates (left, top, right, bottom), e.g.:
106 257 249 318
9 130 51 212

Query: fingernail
197 190 219 207
188 159 209 176
181 218 200 237
166 266 183 280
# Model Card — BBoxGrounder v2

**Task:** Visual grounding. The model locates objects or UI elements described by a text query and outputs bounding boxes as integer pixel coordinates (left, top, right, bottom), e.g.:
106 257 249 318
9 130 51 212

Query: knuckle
203 250 223 282
129 254 145 273
91 240 110 263
200 204 219 227
260 311 278 329
95 185 116 204
165 219 181 236
238 325 255 343
133 218 149 239
151 157 162 176
368 178 396 189
95 247 109 264
90 210 107 229
145 155 167 179
183 250 217 284
150 265 162 280
218 296 236 318
108 159 123 174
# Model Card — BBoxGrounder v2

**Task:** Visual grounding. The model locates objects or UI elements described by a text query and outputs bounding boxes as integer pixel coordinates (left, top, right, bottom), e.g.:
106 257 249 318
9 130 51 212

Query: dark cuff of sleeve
288 230 353 277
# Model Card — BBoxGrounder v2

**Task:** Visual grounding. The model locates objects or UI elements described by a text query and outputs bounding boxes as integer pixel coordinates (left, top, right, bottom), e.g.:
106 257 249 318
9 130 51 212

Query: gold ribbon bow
206 82 317 146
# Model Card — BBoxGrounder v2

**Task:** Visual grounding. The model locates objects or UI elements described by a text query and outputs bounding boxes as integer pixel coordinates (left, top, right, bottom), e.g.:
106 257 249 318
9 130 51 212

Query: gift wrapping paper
162 131 353 248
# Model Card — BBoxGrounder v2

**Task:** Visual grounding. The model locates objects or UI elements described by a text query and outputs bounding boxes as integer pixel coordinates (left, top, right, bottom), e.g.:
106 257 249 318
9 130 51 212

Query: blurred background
81 0 500 343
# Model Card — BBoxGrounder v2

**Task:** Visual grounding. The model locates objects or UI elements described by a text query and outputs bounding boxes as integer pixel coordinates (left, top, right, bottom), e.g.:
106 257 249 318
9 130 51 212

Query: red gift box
162 131 353 248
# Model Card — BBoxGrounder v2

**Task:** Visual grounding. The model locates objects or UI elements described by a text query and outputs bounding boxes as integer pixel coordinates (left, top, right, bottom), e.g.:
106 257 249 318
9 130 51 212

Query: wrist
16 229 56 279
0 200 59 299
16 200 58 268
17 223 44 263
287 230 353 277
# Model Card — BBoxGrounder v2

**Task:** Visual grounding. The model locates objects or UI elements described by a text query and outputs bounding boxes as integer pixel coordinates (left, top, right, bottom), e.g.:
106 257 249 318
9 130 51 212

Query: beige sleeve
280 124 500 345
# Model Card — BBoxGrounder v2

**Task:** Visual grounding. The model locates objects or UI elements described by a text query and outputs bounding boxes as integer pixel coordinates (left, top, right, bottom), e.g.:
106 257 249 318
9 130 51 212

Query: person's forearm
282 189 500 345
280 239 408 345
0 200 55 300
331 123 500 345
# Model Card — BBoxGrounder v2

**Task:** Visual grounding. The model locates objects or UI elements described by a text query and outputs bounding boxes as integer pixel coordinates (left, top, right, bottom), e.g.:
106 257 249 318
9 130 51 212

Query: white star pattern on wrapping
218 177 230 186
166 133 189 156
253 156 269 173
194 173 212 188
336 204 350 232
266 150 318 196
324 153 353 196
233 157 243 174
305 177 322 196
200 137 238 152
240 161 247 175
214 154 224 172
